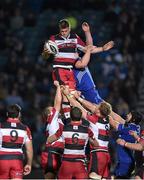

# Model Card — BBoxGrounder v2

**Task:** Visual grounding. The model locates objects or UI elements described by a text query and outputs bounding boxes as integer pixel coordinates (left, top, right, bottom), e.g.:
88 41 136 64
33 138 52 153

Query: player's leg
41 151 61 179
82 87 103 104
10 159 23 179
58 161 73 179
0 160 11 179
75 67 103 104
53 68 76 90
74 161 88 179
89 151 110 179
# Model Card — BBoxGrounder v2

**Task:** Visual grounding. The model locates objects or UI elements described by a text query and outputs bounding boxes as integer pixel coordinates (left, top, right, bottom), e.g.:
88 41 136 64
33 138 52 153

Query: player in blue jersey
74 22 114 104
117 124 144 180
111 110 142 179
74 66 102 104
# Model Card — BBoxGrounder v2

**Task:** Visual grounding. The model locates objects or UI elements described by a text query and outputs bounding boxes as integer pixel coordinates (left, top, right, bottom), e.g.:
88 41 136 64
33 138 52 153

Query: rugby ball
45 40 59 55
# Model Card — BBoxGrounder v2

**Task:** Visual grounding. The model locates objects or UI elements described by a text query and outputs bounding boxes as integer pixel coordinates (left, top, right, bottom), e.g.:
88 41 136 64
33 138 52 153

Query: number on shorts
72 133 79 144
10 130 18 142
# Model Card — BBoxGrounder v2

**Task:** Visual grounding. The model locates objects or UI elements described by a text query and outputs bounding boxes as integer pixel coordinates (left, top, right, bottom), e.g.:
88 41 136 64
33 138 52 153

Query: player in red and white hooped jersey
0 104 33 179
61 86 114 179
43 19 85 91
48 106 98 179
42 19 105 91
41 81 64 179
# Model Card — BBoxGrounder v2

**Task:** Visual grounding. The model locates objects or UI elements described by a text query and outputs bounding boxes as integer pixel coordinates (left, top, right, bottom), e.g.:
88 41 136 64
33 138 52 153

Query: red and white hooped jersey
0 118 32 154
86 113 110 150
45 107 64 149
61 120 94 159
50 33 85 69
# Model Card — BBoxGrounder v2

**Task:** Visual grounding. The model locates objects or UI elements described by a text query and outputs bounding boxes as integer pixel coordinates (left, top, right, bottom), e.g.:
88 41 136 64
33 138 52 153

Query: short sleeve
88 127 94 139
76 34 85 52
25 126 32 143
86 113 99 124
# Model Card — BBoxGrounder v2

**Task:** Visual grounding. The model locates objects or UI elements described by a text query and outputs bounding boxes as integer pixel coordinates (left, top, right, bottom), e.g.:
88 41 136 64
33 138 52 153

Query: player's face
60 27 70 38
126 112 132 122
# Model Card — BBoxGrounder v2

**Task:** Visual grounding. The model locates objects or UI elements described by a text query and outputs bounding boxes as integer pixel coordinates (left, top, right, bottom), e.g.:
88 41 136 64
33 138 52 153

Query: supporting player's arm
117 138 144 151
73 92 98 113
110 111 125 124
109 115 120 129
61 86 88 119
54 81 62 112
47 126 63 144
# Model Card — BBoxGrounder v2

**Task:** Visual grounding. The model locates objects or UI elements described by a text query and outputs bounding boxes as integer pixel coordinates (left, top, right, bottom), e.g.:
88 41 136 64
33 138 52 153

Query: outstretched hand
82 22 90 32
54 81 60 87
103 41 114 51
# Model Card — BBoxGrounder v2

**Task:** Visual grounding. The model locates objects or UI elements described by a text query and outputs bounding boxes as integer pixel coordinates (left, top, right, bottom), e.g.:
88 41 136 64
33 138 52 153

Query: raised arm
110 111 125 124
109 115 120 129
61 86 88 119
74 93 98 113
75 45 92 68
82 22 93 45
54 81 62 112
91 41 114 54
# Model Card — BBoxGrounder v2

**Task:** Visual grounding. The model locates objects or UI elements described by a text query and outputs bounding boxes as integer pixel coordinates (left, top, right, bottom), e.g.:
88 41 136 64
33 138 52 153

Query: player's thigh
41 151 61 174
75 162 88 179
58 161 73 179
0 160 10 179
89 151 110 174
10 160 23 179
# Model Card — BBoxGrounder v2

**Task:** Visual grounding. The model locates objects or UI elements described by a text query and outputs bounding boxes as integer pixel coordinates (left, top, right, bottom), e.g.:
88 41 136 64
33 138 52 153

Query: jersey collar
60 33 70 40
7 118 20 123
71 120 82 126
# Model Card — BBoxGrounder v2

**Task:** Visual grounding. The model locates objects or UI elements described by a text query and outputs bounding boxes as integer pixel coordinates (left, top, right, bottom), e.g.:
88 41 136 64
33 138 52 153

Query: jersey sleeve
88 127 95 139
47 107 58 124
86 113 99 124
48 109 59 136
55 126 63 139
76 34 85 52
24 126 32 143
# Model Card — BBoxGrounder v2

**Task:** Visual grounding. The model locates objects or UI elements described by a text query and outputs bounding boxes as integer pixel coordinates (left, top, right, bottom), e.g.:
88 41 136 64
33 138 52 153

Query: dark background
0 0 144 179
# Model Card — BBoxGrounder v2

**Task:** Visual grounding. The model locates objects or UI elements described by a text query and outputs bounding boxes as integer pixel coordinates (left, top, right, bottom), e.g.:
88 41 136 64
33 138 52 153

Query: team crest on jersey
11 123 16 127
73 126 78 130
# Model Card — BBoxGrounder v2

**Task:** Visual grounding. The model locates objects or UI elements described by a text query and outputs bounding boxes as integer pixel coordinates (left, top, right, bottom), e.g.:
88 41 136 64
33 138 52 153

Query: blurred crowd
0 0 144 168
